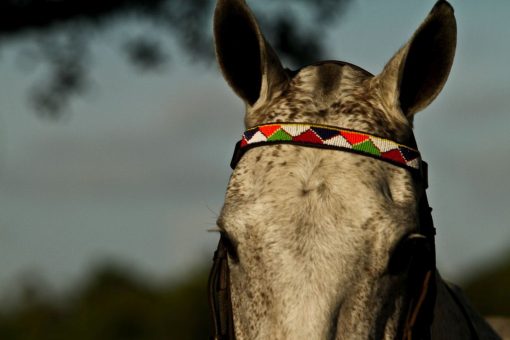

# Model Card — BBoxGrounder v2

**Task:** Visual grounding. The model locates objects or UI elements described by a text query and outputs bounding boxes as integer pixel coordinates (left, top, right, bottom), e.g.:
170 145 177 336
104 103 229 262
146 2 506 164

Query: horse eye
220 232 239 263
387 233 428 275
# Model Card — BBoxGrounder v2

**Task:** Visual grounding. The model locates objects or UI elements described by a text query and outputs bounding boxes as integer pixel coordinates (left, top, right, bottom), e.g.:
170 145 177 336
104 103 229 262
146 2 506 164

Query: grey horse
211 0 508 338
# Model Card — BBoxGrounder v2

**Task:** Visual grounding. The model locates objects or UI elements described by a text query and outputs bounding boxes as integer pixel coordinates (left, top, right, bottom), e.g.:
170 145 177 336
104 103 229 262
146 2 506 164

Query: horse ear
377 0 457 119
214 0 288 106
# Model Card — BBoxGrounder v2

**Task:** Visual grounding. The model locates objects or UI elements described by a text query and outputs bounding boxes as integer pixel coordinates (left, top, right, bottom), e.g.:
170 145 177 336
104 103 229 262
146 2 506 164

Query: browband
230 123 422 171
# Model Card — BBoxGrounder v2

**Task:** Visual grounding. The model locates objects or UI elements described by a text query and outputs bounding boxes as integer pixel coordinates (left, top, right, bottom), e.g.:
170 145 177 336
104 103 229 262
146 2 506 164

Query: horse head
212 1 456 338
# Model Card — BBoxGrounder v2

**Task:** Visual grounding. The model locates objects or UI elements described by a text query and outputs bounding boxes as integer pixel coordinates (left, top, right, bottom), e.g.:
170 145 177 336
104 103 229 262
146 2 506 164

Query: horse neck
431 272 501 339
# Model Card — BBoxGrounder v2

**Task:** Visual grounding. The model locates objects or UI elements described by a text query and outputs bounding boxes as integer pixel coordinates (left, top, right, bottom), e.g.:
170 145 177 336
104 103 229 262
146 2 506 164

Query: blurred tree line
464 253 510 317
0 264 211 340
0 254 509 340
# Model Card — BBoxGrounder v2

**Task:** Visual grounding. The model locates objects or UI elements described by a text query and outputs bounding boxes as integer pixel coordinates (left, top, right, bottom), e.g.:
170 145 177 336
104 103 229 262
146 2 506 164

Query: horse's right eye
387 233 430 275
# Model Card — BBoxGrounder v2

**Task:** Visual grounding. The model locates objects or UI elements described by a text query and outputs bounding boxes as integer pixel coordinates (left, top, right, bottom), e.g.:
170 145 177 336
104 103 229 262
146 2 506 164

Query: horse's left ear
376 0 457 119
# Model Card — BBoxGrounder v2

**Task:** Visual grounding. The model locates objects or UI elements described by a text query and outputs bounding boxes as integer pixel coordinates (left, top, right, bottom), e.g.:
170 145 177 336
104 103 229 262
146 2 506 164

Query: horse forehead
221 146 417 232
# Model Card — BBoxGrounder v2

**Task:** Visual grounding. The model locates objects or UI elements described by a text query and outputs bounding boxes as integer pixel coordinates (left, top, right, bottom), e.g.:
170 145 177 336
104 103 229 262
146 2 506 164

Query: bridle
209 122 435 340
207 122 462 339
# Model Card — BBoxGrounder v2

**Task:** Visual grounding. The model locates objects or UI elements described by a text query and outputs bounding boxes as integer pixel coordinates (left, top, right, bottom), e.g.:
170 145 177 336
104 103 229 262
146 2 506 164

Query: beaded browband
230 123 422 171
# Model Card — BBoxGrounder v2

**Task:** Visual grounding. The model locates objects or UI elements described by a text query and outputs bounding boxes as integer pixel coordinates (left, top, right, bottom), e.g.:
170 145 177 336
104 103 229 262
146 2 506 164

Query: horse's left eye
387 233 430 275
221 232 239 263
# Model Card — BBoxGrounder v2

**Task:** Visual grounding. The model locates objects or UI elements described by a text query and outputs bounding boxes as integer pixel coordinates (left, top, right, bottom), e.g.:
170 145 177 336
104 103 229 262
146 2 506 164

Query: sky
0 0 509 300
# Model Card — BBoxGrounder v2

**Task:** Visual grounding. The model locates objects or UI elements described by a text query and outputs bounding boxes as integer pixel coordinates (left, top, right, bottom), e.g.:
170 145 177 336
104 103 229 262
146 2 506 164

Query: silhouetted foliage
1 0 352 117
0 264 210 340
463 252 510 316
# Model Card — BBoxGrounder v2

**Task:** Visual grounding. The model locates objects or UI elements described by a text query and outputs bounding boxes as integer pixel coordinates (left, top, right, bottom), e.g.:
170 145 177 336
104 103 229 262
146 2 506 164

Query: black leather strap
404 164 437 340
208 235 236 340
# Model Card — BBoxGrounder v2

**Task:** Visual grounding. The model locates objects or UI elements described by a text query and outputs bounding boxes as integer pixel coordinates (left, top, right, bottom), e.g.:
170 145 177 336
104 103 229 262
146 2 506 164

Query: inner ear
399 6 456 116
214 4 262 105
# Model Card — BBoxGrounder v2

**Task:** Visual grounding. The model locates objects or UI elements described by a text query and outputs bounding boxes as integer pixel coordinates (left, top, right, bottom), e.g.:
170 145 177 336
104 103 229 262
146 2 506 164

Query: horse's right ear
214 0 288 106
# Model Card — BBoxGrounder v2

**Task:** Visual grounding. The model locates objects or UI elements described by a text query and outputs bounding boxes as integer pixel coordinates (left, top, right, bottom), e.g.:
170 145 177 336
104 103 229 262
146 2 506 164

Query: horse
208 0 506 338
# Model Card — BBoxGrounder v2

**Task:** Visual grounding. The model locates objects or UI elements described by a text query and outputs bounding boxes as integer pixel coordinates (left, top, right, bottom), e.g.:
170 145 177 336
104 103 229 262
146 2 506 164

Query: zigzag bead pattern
239 123 422 171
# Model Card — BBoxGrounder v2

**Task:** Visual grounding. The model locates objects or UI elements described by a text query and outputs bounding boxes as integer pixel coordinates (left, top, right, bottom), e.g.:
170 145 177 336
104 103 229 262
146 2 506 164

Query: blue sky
0 0 509 299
